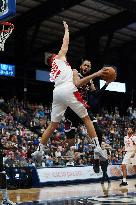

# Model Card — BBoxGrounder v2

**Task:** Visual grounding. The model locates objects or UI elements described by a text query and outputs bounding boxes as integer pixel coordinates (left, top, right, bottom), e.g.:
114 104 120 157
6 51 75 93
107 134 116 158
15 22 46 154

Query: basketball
101 67 117 81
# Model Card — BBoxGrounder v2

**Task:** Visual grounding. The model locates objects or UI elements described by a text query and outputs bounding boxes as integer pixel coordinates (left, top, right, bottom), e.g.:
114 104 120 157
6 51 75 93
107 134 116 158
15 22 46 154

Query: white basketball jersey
124 135 136 152
50 59 76 90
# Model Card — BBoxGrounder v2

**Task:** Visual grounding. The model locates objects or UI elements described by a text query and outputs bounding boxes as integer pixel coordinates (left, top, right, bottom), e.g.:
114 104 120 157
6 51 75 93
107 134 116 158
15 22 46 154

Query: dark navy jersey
78 82 91 101
78 73 92 102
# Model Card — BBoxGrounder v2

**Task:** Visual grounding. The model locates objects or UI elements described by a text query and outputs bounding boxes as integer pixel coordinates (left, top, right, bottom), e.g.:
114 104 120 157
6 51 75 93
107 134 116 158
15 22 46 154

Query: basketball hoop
0 22 14 51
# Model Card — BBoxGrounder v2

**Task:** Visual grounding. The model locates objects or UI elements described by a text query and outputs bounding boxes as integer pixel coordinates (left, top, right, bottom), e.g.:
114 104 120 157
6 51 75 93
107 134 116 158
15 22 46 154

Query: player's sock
123 178 127 183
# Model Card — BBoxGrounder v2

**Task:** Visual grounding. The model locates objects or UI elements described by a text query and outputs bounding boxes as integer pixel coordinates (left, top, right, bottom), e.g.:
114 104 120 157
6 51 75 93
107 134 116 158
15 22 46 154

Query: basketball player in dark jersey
0 140 16 205
79 59 110 145
77 60 118 172
65 59 111 172
66 60 109 142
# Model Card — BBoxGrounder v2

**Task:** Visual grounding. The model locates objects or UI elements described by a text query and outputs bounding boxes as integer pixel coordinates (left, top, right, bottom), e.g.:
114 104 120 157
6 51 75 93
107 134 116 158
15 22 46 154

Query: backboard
0 0 16 21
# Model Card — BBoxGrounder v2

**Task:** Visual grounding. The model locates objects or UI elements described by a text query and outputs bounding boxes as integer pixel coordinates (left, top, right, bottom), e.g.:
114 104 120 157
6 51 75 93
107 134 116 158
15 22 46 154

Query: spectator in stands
55 148 62 158
46 155 54 167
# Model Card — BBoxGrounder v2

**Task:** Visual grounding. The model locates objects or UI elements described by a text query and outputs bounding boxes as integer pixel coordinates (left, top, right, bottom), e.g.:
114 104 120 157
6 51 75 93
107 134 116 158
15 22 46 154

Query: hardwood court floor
0 179 136 204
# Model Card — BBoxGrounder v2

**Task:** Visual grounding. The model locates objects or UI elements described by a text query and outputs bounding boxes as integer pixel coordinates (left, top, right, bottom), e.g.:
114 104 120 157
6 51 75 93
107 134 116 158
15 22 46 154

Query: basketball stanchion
0 21 14 51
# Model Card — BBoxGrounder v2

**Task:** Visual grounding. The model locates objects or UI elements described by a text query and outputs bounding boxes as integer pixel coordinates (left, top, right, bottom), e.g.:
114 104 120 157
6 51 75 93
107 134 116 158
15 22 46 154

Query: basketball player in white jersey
120 127 136 186
35 21 109 160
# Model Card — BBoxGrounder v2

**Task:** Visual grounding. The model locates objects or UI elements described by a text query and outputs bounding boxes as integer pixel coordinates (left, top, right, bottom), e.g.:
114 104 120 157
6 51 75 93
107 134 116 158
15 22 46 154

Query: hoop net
0 22 14 51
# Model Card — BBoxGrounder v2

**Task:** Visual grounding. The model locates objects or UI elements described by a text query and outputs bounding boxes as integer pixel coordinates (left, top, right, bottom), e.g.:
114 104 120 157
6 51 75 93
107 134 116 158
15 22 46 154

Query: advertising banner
37 165 135 183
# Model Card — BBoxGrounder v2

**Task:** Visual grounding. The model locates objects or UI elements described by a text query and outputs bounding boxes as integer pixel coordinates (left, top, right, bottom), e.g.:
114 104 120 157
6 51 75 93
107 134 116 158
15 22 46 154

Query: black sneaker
94 147 107 160
119 181 128 186
1 199 16 205
93 159 100 173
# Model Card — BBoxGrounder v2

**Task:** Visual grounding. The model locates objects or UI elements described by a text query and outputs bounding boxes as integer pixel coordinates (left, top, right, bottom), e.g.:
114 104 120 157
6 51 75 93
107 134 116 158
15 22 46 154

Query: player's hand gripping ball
101 67 117 81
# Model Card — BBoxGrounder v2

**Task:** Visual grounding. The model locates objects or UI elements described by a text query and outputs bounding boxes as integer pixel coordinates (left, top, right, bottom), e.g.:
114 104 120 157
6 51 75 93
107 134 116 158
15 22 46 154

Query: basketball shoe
31 143 49 158
119 181 128 186
93 146 107 173
94 147 107 160
1 199 16 205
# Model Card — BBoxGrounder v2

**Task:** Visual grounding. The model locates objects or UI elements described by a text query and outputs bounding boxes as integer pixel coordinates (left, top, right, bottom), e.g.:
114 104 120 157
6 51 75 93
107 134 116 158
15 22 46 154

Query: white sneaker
1 199 16 205
94 147 107 160
31 150 44 158
31 144 48 158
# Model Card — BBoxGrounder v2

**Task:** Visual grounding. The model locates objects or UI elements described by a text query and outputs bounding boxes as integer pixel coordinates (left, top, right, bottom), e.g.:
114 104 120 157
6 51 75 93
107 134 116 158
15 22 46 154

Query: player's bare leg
41 122 59 145
120 164 128 186
32 122 59 156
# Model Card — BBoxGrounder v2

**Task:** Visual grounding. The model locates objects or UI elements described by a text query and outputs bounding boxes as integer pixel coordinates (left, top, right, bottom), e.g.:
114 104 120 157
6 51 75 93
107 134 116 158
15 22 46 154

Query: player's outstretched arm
73 68 109 87
58 21 69 60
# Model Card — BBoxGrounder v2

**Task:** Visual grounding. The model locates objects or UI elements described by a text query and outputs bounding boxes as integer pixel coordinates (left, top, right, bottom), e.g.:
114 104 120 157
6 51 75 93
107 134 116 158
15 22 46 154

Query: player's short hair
81 59 91 65
47 53 57 66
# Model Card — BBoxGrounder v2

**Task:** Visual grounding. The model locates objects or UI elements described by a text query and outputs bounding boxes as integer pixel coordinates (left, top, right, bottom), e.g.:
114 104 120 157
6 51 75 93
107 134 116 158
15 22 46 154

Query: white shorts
122 151 136 166
51 86 88 122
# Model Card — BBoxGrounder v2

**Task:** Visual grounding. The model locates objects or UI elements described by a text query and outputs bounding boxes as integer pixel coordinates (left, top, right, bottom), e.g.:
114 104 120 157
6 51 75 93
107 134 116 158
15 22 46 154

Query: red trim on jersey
74 91 90 109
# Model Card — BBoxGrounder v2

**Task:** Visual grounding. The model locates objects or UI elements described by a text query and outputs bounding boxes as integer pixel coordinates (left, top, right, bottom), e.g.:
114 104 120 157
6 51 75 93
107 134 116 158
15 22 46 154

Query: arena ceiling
1 0 136 85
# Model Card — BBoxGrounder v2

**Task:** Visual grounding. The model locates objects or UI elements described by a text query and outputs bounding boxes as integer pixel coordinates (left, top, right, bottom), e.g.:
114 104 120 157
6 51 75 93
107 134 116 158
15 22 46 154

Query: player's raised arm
57 21 69 60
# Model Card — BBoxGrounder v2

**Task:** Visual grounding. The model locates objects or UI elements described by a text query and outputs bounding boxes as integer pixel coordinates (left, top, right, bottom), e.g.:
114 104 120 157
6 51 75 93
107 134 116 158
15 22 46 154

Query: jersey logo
50 61 61 82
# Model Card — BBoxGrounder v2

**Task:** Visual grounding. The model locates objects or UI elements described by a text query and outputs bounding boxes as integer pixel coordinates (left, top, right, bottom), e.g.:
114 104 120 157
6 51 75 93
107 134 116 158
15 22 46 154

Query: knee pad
0 172 7 189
